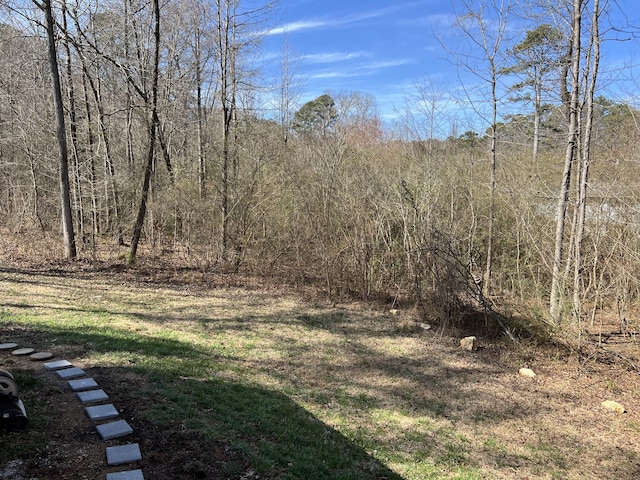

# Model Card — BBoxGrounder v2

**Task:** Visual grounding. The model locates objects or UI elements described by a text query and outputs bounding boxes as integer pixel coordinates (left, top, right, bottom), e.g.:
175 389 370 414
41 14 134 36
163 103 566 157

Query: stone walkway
0 342 144 480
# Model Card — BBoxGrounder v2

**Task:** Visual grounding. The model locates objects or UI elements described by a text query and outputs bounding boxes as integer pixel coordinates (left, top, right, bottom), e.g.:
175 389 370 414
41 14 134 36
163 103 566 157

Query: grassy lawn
1 268 639 479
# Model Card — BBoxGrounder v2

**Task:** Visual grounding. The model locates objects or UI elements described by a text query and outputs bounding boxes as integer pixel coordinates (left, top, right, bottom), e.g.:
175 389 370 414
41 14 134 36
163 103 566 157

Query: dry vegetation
1 251 639 479
2 2 640 477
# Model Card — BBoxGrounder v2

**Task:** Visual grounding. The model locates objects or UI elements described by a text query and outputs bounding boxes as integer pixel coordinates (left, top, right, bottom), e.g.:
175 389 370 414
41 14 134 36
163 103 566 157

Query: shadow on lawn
0 322 404 480
127 372 405 480
6 270 640 479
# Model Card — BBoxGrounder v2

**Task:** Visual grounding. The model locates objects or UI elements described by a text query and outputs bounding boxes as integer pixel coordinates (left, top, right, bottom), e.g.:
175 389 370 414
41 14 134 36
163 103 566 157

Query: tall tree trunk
533 80 541 158
483 56 497 296
61 4 84 244
550 0 582 324
217 0 234 256
157 122 175 182
127 0 161 264
40 0 76 259
80 58 99 241
195 25 207 198
573 0 601 322
124 0 136 170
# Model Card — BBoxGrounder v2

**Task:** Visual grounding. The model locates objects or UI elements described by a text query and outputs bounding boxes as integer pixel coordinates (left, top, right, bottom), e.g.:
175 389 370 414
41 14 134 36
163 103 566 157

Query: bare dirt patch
0 354 251 480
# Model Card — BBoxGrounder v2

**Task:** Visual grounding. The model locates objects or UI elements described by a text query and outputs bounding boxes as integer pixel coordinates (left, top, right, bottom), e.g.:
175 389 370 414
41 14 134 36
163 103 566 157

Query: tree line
0 0 638 336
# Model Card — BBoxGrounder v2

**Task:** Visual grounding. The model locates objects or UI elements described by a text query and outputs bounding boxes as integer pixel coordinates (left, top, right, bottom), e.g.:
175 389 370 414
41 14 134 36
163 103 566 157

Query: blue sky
260 0 640 129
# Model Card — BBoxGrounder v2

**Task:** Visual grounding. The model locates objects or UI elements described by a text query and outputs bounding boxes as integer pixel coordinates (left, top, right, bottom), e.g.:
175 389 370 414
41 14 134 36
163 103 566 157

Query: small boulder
601 400 626 414
519 368 536 378
460 336 476 351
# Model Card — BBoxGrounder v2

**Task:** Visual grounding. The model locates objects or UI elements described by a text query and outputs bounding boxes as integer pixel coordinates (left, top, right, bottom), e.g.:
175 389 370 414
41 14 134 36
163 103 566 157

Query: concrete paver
105 470 145 480
96 420 134 440
77 389 109 404
4 340 144 479
44 360 73 370
56 367 86 379
68 378 99 391
106 444 142 466
86 404 119 421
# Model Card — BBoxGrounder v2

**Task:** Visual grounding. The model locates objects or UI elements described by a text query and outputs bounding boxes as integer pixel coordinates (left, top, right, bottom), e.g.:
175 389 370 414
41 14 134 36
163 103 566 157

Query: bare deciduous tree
453 0 513 296
128 0 161 264
37 0 77 259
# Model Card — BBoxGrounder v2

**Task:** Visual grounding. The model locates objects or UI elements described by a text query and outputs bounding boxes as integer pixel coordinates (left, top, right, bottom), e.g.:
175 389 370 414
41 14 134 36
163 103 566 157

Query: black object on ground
0 370 28 432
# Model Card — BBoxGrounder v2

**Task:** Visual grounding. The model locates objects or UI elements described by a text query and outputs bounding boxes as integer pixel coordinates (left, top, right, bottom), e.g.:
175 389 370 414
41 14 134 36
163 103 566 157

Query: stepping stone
106 469 144 480
106 443 142 466
96 420 133 440
56 367 86 379
44 359 73 370
30 352 54 361
77 389 109 404
86 404 119 421
12 347 35 356
68 378 99 391
0 343 18 350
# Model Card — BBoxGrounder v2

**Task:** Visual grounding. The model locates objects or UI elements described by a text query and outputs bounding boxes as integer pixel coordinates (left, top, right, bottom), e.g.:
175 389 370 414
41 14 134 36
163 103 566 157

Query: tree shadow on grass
0 322 404 480
122 371 405 480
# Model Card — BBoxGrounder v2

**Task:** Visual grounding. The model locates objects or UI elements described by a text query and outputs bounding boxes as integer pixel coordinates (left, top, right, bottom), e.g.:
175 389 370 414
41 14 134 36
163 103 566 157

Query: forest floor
0 253 639 479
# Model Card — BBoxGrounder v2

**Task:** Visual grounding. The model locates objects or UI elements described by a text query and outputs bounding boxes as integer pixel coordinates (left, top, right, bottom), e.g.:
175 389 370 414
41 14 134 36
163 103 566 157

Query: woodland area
1 0 639 339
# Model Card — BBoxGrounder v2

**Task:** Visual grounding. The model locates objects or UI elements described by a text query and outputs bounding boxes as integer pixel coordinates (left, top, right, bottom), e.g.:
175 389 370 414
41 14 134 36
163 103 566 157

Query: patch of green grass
483 438 525 469
140 375 402 480
1 308 403 479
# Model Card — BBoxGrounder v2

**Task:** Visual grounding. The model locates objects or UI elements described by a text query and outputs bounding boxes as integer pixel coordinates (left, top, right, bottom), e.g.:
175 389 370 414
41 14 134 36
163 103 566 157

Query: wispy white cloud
308 71 365 80
265 1 434 36
301 51 369 64
362 59 413 70
266 20 331 36
306 58 413 80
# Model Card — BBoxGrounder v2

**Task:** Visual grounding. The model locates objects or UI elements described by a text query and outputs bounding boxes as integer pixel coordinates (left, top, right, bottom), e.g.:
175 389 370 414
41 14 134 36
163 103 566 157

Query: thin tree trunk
195 26 206 198
124 0 136 170
483 57 497 296
550 0 582 324
80 58 99 241
75 11 123 244
61 5 85 245
127 0 161 264
573 0 601 322
217 0 232 255
40 0 76 259
28 151 45 231
533 81 541 158
157 122 174 182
